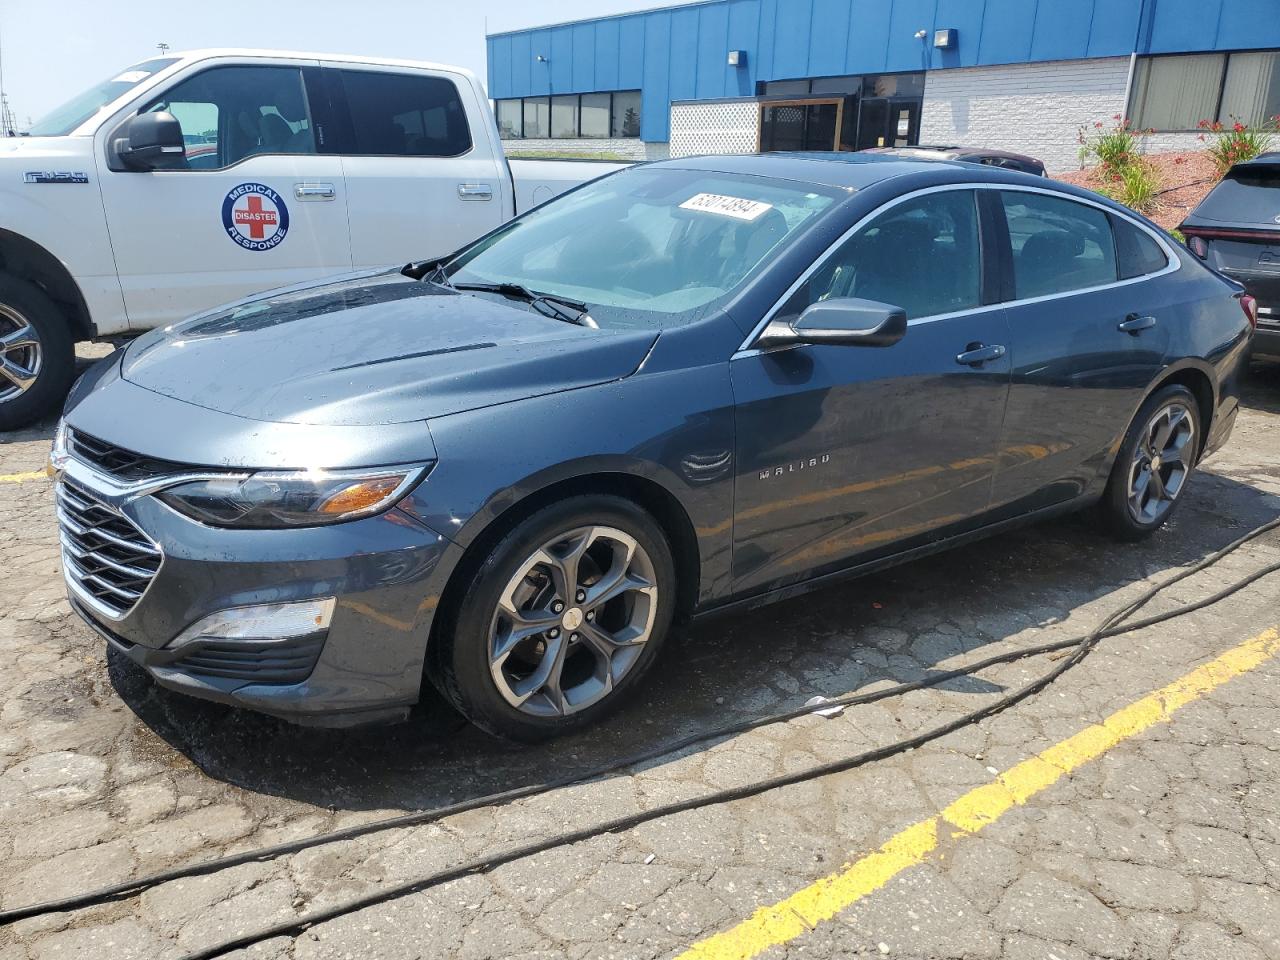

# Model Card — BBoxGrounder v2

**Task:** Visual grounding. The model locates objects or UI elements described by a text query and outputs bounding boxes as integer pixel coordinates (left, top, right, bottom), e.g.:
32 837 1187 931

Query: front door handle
294 182 336 201
458 183 494 201
1118 313 1157 334
956 343 1007 366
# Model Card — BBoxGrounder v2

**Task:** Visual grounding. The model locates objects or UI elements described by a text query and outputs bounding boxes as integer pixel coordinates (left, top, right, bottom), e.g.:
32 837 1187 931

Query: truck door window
338 70 473 157
143 66 315 170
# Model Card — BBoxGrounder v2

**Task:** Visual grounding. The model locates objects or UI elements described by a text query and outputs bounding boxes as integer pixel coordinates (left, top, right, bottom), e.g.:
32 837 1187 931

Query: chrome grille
57 479 162 619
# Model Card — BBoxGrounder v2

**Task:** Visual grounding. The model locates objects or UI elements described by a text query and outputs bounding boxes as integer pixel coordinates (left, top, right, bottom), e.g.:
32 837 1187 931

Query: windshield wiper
451 282 596 328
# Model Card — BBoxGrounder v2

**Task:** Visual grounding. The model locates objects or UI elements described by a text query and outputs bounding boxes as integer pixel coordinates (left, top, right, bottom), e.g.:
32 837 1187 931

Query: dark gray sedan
53 154 1252 740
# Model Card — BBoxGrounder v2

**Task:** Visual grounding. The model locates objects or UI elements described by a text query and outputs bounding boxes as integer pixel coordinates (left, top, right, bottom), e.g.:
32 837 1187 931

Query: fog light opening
168 597 336 650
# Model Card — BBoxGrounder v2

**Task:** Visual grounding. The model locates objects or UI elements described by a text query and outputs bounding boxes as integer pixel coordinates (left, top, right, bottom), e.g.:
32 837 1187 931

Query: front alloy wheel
435 495 676 741
0 304 42 403
489 526 658 718
0 275 75 431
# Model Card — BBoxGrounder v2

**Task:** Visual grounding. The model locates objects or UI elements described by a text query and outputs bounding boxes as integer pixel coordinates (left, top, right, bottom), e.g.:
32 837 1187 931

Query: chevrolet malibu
52 154 1253 741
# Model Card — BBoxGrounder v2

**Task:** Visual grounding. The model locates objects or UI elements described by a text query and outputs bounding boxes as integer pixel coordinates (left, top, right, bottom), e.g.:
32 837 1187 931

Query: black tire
1098 384 1202 541
0 274 75 431
433 495 677 742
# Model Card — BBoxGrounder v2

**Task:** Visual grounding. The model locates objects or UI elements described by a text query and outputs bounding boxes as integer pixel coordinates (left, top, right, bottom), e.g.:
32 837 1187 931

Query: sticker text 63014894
679 193 774 222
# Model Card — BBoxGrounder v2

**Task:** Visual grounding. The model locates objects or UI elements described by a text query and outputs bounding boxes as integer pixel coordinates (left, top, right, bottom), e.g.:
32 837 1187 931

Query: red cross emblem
232 194 280 240
223 183 289 250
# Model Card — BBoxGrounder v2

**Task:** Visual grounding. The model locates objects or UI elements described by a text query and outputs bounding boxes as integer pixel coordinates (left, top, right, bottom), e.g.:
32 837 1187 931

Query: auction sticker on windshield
679 193 774 221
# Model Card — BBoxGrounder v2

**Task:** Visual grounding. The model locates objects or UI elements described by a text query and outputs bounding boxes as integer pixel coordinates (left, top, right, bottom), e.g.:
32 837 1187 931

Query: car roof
647 151 1036 190
866 145 1044 165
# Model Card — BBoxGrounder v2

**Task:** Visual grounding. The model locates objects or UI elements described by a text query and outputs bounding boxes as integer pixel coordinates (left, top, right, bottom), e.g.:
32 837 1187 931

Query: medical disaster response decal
679 192 774 221
222 183 289 251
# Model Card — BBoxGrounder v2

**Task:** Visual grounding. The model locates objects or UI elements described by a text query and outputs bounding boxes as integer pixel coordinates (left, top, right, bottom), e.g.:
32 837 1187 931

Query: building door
854 97 921 149
759 99 843 152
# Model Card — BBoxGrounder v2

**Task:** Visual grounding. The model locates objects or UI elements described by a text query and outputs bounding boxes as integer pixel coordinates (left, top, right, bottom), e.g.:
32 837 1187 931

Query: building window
580 92 611 137
612 91 642 137
1130 51 1280 131
496 99 522 139
551 95 579 138
496 91 641 140
523 96 550 139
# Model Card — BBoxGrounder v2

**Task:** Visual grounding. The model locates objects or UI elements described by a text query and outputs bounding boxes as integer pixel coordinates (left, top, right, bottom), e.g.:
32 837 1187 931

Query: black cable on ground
3 517 1278 941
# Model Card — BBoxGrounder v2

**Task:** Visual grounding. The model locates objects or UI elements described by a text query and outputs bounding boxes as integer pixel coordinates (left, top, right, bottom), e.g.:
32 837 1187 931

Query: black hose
4 517 1278 946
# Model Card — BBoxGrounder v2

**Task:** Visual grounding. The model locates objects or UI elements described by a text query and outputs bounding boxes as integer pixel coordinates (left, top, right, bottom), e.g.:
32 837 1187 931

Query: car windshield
27 58 179 136
1193 165 1280 224
446 167 843 329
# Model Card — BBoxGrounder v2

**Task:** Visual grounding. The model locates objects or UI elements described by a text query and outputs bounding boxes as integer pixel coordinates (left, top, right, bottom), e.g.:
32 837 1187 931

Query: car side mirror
112 112 186 171
755 297 907 349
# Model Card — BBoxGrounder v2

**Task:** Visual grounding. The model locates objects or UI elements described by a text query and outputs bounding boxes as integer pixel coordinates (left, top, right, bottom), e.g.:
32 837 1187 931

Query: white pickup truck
0 49 628 428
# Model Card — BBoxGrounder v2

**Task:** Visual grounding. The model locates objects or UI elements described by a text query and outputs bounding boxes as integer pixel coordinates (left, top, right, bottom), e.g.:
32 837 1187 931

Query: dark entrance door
759 99 843 152
855 97 921 149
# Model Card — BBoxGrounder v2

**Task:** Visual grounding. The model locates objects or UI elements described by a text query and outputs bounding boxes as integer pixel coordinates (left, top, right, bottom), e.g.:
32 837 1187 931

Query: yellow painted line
0 470 48 484
678 626 1280 960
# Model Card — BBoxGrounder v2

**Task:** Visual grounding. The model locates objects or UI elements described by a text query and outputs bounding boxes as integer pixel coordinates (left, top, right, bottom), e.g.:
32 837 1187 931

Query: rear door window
1000 191 1117 299
1192 167 1280 223
338 70 472 157
1112 216 1170 279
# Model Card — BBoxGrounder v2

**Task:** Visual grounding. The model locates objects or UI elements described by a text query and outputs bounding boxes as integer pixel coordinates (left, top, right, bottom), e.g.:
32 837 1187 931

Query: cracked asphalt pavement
1 348 1279 960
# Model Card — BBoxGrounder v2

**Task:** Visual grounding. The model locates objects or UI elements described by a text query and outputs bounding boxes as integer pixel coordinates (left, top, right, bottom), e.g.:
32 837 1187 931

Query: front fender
399 364 737 606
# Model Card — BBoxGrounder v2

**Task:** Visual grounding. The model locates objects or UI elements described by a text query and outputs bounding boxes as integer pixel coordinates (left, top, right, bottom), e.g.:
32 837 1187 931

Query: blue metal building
486 0 1280 170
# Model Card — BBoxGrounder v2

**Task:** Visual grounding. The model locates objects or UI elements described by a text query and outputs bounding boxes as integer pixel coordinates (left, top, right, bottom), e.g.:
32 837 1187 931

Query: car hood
121 271 658 426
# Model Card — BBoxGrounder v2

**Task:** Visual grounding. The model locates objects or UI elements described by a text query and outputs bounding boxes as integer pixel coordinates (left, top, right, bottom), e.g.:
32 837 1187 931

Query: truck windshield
27 58 179 136
446 167 842 330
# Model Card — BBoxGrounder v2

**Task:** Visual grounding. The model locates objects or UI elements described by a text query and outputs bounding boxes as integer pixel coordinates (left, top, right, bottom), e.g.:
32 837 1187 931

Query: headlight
47 418 69 478
156 465 430 528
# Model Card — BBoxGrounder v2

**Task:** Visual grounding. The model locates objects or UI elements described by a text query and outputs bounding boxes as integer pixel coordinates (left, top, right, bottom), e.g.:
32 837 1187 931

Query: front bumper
56 456 460 727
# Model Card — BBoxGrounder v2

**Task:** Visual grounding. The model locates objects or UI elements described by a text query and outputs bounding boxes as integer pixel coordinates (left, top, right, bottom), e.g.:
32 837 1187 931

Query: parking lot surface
2 353 1279 960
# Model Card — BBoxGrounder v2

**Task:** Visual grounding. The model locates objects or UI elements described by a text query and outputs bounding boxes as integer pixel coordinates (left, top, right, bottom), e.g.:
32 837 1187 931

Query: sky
0 0 691 128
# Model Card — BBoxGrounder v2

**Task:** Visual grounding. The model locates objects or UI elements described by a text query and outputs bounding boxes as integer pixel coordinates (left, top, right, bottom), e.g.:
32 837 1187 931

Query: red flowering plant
1078 114 1150 176
1198 115 1279 175
1078 115 1159 214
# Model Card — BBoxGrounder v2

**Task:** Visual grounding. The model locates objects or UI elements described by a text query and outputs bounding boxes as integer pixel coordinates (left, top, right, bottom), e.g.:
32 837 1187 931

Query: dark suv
1180 153 1280 358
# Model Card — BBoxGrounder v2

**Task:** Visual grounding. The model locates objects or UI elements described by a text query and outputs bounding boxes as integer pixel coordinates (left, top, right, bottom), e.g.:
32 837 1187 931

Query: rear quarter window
1112 216 1170 280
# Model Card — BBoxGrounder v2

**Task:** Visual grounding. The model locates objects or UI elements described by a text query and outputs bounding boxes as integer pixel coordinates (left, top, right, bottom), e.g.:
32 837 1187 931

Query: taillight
1188 235 1209 259
1241 294 1258 330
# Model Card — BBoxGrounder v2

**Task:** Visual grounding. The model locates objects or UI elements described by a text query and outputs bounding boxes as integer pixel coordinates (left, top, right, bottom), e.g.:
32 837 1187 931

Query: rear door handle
458 183 494 201
294 182 336 201
956 343 1007 366
1118 313 1157 334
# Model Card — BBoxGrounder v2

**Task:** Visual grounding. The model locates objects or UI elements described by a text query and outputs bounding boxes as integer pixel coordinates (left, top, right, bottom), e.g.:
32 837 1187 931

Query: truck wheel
0 275 75 431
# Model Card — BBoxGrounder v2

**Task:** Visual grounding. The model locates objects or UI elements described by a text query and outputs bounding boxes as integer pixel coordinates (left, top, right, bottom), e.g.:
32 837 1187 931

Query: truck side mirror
113 112 187 171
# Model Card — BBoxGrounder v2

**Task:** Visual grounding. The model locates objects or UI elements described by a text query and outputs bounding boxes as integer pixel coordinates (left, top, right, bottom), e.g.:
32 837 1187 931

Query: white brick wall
920 57 1133 173
503 137 648 160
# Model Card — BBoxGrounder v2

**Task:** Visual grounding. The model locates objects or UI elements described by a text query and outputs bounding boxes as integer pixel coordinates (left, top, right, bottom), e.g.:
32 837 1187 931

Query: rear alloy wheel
436 497 675 741
1100 384 1202 541
0 275 75 431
